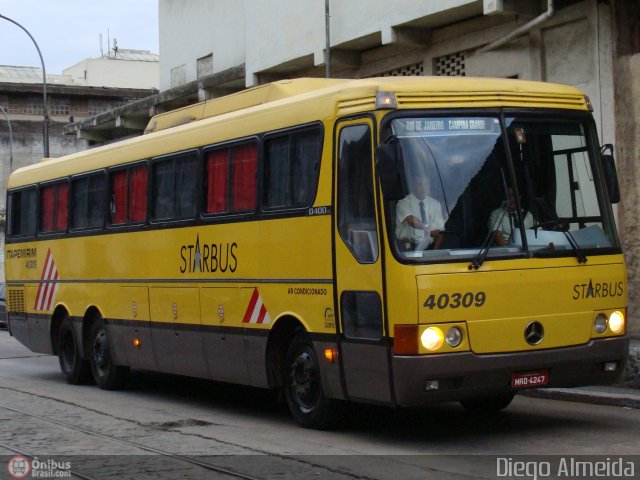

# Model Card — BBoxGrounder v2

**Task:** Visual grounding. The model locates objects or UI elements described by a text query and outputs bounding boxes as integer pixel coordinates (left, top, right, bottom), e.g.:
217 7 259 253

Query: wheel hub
92 329 110 374
290 350 319 412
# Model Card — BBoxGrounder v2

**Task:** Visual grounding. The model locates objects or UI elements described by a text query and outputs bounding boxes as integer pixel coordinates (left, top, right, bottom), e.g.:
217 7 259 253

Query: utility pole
325 0 331 78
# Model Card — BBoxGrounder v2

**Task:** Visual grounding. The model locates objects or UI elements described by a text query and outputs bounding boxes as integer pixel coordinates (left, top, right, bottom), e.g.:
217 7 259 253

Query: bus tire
88 317 129 390
460 392 515 414
284 330 340 430
58 316 91 385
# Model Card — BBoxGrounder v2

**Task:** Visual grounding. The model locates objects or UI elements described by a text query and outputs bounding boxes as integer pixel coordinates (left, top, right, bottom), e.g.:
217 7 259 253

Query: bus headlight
445 327 463 347
593 313 608 334
421 327 444 351
608 311 625 334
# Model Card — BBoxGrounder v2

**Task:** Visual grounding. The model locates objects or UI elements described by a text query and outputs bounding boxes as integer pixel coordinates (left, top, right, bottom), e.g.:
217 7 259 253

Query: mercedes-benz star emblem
524 321 544 345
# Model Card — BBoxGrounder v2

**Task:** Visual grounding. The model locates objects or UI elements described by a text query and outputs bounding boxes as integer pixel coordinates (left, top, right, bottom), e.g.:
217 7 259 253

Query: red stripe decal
256 304 267 324
242 288 260 323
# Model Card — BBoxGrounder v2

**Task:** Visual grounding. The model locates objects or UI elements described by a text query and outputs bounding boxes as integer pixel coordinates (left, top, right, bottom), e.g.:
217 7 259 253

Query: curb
522 340 640 409
523 387 640 409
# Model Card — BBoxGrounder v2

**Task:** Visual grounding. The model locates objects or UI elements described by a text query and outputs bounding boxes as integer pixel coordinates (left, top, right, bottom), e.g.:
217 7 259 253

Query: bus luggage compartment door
150 287 207 378
200 287 251 385
119 286 155 370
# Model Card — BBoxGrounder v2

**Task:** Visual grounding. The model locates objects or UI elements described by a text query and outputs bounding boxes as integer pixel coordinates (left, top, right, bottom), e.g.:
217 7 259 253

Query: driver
395 175 444 250
488 187 534 246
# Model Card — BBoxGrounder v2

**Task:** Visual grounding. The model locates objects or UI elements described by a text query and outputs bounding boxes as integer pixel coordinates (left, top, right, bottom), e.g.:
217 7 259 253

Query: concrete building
34 1 640 336
63 49 159 90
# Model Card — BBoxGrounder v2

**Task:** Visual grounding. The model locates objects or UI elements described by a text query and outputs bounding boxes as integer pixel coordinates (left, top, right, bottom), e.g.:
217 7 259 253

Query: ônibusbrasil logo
7 456 30 479
7 456 71 478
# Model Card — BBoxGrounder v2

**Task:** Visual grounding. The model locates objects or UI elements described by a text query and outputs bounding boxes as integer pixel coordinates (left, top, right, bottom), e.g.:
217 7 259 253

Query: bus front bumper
392 336 629 407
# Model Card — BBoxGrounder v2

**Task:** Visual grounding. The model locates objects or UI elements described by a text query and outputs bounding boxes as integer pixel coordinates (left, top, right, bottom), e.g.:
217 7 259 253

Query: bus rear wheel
88 317 129 390
284 330 341 429
58 316 91 385
460 392 515 414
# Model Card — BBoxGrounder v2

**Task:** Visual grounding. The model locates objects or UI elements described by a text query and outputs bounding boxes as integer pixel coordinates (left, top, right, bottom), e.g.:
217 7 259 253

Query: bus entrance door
334 120 392 405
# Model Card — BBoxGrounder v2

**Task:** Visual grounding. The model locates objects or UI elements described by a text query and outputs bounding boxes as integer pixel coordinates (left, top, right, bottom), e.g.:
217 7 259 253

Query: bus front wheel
88 317 129 390
284 331 340 429
58 316 91 385
460 392 515 414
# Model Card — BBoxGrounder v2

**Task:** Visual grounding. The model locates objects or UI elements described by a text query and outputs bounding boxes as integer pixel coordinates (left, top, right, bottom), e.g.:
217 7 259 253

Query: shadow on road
120 369 596 446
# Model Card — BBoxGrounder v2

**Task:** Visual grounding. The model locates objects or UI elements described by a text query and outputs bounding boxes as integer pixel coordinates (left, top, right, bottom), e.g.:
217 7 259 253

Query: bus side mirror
376 142 406 201
601 145 620 204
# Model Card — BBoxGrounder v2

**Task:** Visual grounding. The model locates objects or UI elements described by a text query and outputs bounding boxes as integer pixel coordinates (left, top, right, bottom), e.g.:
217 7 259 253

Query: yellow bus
5 77 629 429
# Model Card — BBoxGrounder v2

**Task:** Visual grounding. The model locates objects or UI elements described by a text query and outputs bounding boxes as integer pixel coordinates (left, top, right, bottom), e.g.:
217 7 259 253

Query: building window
435 52 466 76
171 64 187 88
24 96 44 115
197 54 214 79
50 98 70 116
87 99 131 116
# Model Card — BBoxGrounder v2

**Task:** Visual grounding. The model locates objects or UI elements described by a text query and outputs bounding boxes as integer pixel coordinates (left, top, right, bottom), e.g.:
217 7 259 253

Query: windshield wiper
469 200 508 270
559 229 587 263
531 220 587 263
468 230 496 270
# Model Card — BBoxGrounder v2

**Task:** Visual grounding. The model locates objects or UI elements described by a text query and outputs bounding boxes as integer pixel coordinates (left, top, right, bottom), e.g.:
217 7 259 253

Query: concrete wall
159 0 481 89
615 53 640 337
0 133 89 212
159 0 245 90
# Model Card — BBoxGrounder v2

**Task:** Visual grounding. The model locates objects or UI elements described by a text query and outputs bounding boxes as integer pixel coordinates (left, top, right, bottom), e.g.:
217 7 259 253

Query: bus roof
8 76 588 188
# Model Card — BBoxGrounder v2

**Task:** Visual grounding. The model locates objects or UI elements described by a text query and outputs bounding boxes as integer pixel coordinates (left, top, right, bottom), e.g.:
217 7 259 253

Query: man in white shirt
488 187 534 246
395 176 445 250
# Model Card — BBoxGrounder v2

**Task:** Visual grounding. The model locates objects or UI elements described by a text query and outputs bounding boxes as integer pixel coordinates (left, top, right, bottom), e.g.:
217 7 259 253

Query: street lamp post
0 13 49 158
0 104 13 174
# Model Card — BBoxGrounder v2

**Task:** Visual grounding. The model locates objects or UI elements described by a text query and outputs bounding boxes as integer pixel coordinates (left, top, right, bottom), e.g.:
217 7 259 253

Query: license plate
511 371 549 388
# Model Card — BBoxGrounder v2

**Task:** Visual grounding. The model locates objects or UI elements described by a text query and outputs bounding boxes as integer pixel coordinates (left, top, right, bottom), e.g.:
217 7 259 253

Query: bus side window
8 188 37 237
40 182 69 233
151 153 198 221
109 164 148 225
110 170 128 224
204 142 257 215
71 174 106 230
263 127 322 210
337 124 378 263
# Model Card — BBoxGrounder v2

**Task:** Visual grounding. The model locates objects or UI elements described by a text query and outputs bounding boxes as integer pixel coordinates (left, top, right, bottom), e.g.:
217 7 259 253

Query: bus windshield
388 113 619 262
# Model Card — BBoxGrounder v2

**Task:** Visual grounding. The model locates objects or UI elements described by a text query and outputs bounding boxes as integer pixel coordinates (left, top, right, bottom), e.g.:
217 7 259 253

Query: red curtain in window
129 165 148 222
54 183 69 231
40 186 54 232
206 150 228 213
111 170 128 224
232 143 257 211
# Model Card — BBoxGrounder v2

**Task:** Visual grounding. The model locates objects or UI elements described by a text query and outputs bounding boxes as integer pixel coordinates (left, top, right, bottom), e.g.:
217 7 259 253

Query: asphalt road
0 330 638 479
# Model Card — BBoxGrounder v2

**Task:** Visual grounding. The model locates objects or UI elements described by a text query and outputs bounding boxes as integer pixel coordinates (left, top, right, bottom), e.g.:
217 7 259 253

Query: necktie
511 211 520 228
419 201 427 223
